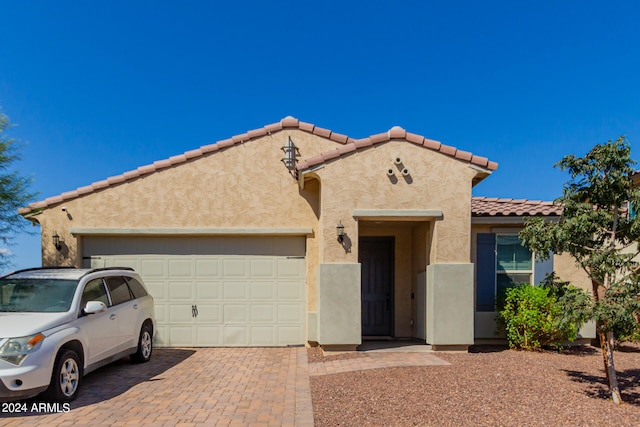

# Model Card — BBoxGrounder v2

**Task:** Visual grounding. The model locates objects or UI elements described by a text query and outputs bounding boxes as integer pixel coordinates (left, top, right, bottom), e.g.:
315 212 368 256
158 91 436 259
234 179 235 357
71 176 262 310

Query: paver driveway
0 347 313 427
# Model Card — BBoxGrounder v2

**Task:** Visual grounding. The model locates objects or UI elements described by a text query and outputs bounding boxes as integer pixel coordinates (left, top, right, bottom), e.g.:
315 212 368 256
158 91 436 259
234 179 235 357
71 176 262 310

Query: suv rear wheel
131 323 152 363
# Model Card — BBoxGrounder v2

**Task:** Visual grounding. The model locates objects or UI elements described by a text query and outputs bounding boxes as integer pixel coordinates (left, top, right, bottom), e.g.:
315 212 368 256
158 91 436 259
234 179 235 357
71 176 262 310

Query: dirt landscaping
309 344 640 426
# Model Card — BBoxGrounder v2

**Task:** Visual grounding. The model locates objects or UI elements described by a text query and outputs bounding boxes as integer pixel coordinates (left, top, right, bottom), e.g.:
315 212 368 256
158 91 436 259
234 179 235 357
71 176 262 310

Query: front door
359 237 394 336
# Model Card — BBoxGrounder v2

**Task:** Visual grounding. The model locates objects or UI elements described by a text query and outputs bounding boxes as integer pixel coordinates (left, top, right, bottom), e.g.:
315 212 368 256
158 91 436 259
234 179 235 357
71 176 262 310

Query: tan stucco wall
312 140 477 265
32 128 484 345
554 252 592 292
33 130 337 311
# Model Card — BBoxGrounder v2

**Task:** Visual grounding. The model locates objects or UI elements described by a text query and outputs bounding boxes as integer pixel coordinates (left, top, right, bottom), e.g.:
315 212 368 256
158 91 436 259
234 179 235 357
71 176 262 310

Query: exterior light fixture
280 136 300 176
52 232 61 251
336 221 345 243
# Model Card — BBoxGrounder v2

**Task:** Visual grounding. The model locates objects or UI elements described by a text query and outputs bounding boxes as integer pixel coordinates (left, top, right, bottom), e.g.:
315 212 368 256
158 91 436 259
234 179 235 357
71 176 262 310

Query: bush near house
497 275 590 350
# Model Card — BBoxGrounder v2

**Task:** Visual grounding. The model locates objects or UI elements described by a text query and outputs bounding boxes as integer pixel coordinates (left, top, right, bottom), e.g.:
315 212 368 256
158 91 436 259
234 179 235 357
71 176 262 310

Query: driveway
0 343 448 426
0 347 314 426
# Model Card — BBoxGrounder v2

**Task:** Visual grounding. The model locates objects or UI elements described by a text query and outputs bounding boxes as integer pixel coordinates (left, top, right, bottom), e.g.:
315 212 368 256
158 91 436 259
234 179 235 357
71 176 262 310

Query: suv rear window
105 277 134 305
124 277 148 299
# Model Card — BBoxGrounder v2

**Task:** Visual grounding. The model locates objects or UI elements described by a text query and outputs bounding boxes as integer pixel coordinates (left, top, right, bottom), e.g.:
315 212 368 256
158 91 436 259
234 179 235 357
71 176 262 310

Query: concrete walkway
0 345 448 426
308 352 449 377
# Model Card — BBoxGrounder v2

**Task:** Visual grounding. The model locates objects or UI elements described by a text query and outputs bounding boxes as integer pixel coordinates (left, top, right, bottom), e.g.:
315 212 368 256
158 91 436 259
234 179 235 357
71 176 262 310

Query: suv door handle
110 314 117 320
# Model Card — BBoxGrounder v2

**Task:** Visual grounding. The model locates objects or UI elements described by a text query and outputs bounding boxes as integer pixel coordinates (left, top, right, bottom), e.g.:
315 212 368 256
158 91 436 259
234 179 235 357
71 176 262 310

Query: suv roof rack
83 266 135 274
1 266 77 279
1 266 136 280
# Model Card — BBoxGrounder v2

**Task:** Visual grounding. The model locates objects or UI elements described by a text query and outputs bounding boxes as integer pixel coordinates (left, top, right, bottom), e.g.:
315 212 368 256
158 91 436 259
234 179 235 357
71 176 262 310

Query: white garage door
82 236 306 347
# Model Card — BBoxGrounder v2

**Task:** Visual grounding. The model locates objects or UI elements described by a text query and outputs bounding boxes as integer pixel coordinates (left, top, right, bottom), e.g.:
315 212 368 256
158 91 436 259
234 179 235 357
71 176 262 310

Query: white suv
0 267 155 402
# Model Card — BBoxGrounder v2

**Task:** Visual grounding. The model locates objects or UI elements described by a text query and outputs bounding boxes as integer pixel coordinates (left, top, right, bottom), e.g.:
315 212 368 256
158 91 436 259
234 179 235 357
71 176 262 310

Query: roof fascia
471 216 560 225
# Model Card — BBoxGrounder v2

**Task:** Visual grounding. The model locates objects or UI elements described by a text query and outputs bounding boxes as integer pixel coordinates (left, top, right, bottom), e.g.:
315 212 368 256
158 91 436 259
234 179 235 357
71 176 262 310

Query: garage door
82 236 306 347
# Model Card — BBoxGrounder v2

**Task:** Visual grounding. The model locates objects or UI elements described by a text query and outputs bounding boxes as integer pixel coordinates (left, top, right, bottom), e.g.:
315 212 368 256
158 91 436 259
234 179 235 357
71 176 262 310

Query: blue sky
1 1 639 272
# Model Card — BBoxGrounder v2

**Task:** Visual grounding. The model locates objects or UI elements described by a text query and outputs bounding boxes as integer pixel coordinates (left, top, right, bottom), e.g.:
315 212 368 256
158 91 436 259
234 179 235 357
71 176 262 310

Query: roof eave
469 164 494 187
471 215 560 224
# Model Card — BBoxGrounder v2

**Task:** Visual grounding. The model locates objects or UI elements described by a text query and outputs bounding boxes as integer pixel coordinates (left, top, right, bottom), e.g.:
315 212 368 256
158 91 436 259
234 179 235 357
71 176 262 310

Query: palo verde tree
0 110 35 269
520 136 640 404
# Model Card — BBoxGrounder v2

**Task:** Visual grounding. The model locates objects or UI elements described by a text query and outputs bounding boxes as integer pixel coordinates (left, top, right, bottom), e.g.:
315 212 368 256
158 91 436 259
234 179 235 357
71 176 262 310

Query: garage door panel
250 281 275 300
224 326 248 346
222 259 248 277
169 304 195 323
195 281 220 300
139 258 166 278
83 236 306 347
223 304 249 323
223 281 248 300
277 281 303 300
278 303 304 323
168 259 193 277
195 258 220 277
145 281 168 300
195 304 221 323
168 281 193 300
196 326 221 346
154 304 167 323
250 327 275 346
278 326 304 345
169 326 196 347
97 256 139 270
277 258 305 277
249 259 274 277
251 304 276 322
154 326 169 346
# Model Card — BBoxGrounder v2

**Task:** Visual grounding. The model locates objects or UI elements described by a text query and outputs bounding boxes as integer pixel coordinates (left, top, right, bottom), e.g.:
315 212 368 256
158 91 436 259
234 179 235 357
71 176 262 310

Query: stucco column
426 263 474 350
317 263 362 350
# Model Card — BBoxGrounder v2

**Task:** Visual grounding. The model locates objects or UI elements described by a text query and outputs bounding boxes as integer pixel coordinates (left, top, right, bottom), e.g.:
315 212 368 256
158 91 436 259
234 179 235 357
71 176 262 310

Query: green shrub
498 284 558 350
497 279 589 350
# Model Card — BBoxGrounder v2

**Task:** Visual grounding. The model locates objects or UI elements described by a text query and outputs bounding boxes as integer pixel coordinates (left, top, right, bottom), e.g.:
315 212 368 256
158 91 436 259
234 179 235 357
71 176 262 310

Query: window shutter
533 251 554 285
476 233 496 312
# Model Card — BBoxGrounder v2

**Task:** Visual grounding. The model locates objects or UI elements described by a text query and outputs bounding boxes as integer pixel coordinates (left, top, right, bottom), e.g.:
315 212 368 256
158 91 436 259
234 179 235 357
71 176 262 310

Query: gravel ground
309 344 640 426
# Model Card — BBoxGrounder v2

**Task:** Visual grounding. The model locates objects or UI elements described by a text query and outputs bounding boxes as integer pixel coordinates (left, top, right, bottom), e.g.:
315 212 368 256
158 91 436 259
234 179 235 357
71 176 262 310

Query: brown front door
359 237 394 336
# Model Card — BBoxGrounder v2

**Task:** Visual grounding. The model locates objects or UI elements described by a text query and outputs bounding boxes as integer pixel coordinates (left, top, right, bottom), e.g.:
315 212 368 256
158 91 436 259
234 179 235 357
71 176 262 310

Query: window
81 279 110 309
496 235 533 299
0 279 77 312
476 233 552 312
105 277 133 306
124 277 148 299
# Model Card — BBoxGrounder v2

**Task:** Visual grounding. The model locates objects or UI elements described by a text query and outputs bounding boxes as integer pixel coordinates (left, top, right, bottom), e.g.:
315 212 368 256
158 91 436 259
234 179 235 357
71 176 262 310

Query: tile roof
19 117 497 215
295 125 498 172
472 197 563 217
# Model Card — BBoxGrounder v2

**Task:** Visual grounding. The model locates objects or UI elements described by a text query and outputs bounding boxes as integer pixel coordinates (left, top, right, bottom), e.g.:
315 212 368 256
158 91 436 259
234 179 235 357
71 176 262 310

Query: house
19 117 594 350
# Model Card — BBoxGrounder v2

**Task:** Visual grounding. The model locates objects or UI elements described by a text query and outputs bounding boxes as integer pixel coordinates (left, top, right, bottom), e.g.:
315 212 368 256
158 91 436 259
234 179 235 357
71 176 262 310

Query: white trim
71 227 314 236
353 209 443 221
468 164 493 175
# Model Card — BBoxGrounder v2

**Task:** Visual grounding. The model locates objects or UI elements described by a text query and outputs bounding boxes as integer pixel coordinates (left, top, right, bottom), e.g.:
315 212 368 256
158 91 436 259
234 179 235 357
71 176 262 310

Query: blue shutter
533 251 554 285
476 233 496 312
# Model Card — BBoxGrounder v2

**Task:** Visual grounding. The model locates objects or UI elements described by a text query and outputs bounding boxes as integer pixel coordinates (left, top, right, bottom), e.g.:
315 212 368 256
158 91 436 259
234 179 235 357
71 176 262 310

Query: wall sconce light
336 221 345 243
52 232 62 251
